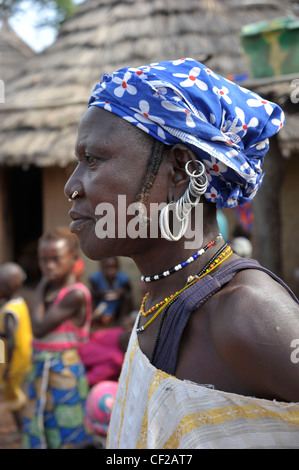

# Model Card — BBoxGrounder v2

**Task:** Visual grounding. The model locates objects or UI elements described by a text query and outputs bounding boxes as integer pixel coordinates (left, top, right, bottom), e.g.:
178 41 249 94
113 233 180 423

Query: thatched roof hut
0 0 295 167
0 0 298 297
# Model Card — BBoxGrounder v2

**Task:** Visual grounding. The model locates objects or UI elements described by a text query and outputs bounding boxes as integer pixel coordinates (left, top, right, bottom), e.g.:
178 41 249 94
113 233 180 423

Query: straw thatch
0 0 296 167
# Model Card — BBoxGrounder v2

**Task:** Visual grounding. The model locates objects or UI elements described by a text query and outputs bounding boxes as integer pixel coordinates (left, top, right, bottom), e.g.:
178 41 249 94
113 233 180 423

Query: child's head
38 226 79 284
100 257 119 283
0 262 26 300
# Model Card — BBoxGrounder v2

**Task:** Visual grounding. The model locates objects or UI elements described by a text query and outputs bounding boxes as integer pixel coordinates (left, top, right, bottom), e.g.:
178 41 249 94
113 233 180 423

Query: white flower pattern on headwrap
89 58 285 208
173 66 208 91
112 72 137 98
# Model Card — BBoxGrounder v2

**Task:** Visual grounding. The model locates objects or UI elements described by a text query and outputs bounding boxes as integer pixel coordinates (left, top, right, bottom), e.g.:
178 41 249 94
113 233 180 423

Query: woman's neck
133 229 225 303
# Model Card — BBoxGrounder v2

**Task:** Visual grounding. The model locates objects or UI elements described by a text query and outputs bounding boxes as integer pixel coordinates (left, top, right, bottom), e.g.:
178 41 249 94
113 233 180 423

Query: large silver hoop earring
159 202 189 241
159 160 208 242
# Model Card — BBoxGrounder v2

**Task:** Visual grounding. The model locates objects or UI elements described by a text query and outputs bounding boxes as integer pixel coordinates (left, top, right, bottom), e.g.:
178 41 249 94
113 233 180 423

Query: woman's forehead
76 107 153 162
79 107 133 139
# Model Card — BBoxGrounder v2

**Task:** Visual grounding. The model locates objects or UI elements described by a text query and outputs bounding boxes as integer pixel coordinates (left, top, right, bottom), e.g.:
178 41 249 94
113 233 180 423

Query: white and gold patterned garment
107 322 299 449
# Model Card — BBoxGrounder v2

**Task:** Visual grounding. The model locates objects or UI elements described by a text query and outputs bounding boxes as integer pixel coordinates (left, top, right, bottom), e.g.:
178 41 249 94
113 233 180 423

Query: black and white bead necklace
140 233 223 283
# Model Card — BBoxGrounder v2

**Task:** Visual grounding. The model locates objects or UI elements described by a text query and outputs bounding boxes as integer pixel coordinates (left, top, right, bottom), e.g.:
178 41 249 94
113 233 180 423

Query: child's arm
2 312 17 381
31 278 87 338
89 278 105 308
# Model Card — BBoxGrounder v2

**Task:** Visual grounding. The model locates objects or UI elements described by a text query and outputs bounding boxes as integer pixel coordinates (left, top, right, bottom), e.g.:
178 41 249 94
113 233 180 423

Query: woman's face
64 106 163 260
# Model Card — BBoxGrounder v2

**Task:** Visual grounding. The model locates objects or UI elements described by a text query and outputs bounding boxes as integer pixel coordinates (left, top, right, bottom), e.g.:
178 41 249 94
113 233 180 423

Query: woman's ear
166 144 198 202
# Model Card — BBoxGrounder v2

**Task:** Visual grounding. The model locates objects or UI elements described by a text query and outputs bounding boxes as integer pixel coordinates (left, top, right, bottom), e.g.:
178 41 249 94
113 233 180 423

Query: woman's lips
69 210 94 233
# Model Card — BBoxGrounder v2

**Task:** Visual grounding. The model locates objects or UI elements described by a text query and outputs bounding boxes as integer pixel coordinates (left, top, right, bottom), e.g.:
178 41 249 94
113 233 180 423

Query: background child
0 262 32 443
79 257 134 388
23 226 92 449
89 257 132 328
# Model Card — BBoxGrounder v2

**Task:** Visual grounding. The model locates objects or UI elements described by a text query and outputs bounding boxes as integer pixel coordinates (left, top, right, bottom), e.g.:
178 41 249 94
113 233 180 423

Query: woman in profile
65 58 299 449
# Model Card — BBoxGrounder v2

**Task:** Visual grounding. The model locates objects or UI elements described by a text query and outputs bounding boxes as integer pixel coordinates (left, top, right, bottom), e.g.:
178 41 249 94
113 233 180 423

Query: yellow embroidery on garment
163 403 299 448
136 369 170 448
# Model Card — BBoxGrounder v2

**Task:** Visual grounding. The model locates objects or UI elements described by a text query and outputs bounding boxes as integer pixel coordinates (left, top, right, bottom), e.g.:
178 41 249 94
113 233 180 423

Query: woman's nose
64 166 83 201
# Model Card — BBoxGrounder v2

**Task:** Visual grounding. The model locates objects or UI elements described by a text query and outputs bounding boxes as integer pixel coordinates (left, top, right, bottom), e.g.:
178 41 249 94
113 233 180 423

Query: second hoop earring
175 159 208 222
185 160 208 198
159 160 208 242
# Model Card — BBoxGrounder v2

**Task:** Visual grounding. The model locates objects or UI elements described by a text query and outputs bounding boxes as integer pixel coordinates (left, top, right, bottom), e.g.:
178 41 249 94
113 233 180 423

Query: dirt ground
0 393 22 449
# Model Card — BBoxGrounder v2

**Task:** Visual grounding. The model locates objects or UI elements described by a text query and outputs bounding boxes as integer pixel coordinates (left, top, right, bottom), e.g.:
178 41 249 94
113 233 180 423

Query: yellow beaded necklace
137 244 232 333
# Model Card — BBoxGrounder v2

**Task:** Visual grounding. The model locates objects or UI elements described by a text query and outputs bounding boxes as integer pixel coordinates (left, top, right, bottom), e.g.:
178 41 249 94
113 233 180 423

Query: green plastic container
240 17 299 78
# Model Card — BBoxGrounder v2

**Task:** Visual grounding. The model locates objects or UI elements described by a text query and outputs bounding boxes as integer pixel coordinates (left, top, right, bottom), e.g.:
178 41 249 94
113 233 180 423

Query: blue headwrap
88 58 284 209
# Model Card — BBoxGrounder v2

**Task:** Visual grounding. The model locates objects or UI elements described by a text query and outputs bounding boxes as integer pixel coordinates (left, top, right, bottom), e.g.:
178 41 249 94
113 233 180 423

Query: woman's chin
78 234 117 261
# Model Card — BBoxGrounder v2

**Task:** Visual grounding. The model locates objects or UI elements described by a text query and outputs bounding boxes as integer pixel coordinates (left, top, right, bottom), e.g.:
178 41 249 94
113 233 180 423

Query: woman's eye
86 155 96 165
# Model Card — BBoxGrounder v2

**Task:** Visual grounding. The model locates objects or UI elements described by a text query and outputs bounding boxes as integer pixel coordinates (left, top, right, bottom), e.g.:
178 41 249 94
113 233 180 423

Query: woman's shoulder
204 268 299 399
222 266 298 314
209 267 298 339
